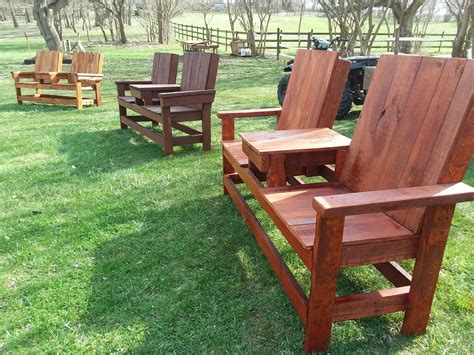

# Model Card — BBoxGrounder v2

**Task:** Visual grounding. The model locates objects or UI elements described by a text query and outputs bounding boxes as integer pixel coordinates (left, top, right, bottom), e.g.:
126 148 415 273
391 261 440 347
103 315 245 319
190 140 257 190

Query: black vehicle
277 37 379 119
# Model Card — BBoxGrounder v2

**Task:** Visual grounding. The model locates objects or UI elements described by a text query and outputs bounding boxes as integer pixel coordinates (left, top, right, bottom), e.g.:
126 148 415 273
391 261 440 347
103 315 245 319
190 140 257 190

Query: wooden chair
217 49 350 186
12 51 104 110
116 53 179 126
118 52 219 156
222 54 474 352
12 50 63 104
115 52 179 101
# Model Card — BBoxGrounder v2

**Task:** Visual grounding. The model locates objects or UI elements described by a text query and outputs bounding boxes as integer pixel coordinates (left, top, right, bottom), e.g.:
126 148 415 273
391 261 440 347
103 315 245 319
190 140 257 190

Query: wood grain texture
279 49 350 130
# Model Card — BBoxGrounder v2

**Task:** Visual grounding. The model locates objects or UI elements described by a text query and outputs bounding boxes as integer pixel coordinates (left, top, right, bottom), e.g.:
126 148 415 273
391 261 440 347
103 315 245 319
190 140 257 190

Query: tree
446 0 472 57
92 0 128 44
319 0 391 56
32 0 70 51
196 0 217 40
7 0 19 28
375 0 427 53
226 0 239 39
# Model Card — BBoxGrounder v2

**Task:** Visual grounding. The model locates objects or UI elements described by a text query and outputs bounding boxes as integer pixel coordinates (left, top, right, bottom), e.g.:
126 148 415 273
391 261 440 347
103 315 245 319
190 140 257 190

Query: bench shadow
0 102 79 113
76 189 415 352
78 194 299 352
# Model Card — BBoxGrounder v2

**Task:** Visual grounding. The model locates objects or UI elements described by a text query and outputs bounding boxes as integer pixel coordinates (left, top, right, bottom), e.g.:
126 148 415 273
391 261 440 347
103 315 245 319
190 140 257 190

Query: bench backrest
277 49 351 130
180 52 219 91
180 52 219 109
339 55 474 233
69 52 104 83
151 53 179 84
34 50 63 73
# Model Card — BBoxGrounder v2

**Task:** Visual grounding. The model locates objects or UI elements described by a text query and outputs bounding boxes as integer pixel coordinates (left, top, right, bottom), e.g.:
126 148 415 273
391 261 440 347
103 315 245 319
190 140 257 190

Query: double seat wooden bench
12 51 104 109
218 54 474 352
117 52 219 156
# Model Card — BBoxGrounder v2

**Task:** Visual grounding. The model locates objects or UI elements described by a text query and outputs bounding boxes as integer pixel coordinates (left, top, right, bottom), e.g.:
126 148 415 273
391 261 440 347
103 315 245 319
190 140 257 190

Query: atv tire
336 84 353 120
277 74 290 106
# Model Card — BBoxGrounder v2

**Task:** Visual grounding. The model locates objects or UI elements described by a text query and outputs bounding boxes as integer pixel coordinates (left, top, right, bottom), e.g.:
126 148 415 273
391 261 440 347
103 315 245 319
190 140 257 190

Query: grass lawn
0 21 473 353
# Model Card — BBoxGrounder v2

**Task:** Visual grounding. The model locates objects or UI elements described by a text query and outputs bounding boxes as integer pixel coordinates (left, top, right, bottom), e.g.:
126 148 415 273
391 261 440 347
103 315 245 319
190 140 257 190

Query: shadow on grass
77 192 414 352
0 102 79 113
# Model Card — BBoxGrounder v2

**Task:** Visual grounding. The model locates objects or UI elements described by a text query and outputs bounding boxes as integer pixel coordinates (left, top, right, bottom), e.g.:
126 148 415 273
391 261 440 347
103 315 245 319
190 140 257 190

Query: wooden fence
171 21 456 59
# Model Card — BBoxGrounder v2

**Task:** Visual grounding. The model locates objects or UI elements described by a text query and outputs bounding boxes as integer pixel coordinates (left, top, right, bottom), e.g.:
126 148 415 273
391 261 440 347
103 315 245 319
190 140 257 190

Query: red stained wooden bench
221 54 474 352
118 52 219 156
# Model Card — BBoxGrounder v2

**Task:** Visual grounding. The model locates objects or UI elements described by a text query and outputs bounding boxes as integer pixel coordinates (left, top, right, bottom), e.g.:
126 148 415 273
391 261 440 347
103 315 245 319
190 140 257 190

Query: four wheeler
277 37 379 119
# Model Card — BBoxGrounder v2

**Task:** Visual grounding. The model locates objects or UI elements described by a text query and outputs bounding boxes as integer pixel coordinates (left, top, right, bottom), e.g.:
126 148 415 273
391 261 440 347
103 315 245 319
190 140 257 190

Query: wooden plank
278 50 349 130
241 128 350 155
402 205 455 335
152 53 179 84
223 176 309 323
333 286 410 322
374 262 412 287
120 116 164 145
312 183 474 218
304 215 344 352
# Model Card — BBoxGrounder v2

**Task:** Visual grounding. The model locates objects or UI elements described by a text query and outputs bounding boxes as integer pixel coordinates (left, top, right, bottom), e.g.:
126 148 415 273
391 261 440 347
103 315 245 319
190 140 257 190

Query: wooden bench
12 51 104 110
118 52 219 156
179 39 218 53
116 53 179 121
220 54 474 352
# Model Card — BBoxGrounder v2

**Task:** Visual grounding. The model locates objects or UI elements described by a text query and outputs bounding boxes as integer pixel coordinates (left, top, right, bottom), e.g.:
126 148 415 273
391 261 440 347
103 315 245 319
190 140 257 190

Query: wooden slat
278 50 351 130
151 53 179 84
374 262 412 287
224 176 309 323
333 286 410 322
120 116 164 145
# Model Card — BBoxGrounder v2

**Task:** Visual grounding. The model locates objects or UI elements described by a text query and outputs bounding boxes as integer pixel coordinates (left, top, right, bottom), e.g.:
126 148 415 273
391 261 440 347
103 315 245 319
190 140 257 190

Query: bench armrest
115 80 153 86
12 71 35 79
159 89 216 107
75 73 104 82
217 108 282 140
217 108 282 120
312 183 474 218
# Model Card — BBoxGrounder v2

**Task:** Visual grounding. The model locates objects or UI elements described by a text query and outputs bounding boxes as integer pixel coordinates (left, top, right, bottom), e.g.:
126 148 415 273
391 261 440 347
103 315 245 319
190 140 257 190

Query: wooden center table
129 84 180 105
240 128 351 187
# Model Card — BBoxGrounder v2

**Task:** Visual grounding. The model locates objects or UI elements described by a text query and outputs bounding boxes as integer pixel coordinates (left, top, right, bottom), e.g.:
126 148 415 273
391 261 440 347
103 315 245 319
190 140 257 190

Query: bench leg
202 103 212 151
119 104 128 129
94 82 102 106
402 205 454 335
304 215 344 353
15 86 23 105
76 83 83 110
162 107 173 156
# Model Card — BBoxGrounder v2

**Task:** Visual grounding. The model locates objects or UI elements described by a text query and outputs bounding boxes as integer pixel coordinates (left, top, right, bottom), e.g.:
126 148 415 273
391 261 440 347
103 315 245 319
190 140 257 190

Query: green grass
0 21 473 353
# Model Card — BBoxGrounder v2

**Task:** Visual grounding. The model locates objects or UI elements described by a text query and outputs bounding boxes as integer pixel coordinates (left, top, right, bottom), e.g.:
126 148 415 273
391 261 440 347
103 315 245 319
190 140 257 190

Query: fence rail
171 21 456 59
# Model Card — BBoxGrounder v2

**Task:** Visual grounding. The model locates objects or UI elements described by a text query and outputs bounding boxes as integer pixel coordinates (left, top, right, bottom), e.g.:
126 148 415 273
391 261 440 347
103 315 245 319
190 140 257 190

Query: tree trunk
10 9 19 27
32 0 68 51
117 14 127 43
452 1 471 57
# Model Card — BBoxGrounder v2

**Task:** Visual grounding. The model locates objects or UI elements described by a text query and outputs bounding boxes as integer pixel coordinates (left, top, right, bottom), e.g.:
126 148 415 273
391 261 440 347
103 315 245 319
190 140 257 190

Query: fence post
438 31 444 53
276 28 281 60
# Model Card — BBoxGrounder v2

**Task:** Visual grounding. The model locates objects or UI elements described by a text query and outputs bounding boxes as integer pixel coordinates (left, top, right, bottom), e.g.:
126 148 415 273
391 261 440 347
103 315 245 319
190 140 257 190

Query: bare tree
196 0 217 41
92 0 128 43
226 0 239 39
446 0 472 57
254 0 277 56
137 0 185 44
32 0 70 50
374 0 427 53
411 0 436 53
7 0 19 27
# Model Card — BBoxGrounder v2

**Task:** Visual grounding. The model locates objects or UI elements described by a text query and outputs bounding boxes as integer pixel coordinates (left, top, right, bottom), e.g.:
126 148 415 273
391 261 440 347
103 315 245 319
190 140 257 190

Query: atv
277 37 379 119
